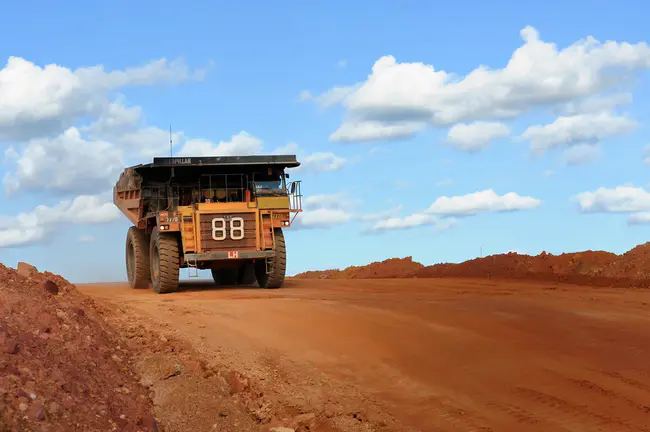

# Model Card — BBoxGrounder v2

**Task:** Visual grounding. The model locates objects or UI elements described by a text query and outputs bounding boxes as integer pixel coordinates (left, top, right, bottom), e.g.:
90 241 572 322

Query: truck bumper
183 250 275 262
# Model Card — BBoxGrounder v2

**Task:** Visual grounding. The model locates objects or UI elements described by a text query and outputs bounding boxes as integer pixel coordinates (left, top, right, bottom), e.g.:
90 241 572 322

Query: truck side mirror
285 173 290 179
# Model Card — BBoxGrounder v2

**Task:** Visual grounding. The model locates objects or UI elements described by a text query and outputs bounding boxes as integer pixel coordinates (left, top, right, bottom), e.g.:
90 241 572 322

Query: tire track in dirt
79 279 650 432
514 386 646 432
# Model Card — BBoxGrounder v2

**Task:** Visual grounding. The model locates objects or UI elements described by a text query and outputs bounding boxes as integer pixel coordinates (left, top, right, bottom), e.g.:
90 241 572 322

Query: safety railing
288 180 303 222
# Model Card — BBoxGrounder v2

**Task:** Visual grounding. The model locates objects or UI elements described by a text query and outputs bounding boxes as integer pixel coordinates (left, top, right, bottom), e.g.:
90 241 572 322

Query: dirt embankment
294 242 650 287
296 257 424 280
0 263 157 432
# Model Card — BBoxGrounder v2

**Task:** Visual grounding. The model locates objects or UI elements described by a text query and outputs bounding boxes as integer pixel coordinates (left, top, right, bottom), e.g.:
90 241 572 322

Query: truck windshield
255 178 285 197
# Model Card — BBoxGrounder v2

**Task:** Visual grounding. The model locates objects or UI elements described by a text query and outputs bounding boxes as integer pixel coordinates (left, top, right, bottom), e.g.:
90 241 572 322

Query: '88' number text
211 217 245 240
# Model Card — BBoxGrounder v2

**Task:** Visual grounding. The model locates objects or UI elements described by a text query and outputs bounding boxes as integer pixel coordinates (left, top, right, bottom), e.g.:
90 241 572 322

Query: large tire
149 227 180 294
255 228 286 289
211 268 238 286
126 226 150 289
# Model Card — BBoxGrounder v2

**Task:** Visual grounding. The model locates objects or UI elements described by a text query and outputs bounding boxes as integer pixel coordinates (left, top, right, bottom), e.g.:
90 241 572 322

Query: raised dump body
113 155 302 293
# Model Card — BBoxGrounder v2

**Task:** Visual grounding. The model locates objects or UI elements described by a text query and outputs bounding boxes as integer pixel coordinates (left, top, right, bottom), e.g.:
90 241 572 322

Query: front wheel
255 228 286 289
149 227 180 294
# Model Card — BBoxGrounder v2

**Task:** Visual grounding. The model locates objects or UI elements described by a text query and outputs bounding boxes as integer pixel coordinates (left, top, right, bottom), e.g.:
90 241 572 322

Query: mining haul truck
113 155 303 293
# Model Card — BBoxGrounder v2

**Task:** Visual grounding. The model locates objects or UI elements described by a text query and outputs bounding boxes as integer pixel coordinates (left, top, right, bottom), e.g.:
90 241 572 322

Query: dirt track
79 278 650 432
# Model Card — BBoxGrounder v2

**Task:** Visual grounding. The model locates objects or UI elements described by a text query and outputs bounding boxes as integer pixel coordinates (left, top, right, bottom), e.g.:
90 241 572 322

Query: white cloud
272 143 349 173
303 192 352 211
314 85 360 108
294 193 353 228
273 143 300 155
0 56 205 141
559 93 633 116
628 212 650 225
366 190 539 233
177 131 263 157
117 126 185 158
298 208 352 228
313 26 650 142
0 193 120 247
575 185 650 213
575 185 650 226
336 59 347 68
520 112 637 155
357 205 403 222
426 189 542 216
330 120 424 142
446 121 510 152
79 235 96 243
294 192 399 230
298 152 348 172
4 127 124 195
562 143 601 165
3 146 19 162
543 170 555 177
87 99 143 136
367 212 439 232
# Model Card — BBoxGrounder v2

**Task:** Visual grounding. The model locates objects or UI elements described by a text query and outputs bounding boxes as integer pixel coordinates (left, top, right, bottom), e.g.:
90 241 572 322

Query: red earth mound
294 243 650 287
0 263 157 431
294 257 424 280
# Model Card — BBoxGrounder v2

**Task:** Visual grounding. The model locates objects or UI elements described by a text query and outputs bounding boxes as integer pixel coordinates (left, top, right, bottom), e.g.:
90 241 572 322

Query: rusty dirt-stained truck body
113 155 303 293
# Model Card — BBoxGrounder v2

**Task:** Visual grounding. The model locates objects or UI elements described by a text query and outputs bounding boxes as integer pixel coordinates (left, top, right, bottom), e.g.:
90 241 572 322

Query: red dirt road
79 278 650 432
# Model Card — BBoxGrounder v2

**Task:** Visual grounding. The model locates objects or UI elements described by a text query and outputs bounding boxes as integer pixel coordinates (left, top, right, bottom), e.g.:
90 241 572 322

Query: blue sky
1 0 650 283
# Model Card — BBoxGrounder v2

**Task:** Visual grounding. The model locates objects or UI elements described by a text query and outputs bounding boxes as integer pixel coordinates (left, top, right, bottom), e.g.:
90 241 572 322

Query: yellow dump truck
113 155 302 293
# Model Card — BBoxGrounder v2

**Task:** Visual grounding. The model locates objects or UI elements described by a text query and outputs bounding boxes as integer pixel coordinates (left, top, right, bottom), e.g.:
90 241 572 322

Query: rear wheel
149 227 180 294
255 228 286 289
126 226 150 289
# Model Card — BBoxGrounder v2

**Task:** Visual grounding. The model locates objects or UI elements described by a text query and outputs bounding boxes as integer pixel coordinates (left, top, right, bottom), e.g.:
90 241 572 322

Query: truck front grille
199 212 257 252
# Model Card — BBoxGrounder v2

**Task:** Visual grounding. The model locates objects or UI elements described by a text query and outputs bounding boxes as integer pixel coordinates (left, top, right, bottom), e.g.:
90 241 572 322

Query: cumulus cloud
297 152 349 172
310 26 650 142
176 131 263 157
575 185 650 213
330 120 424 142
628 212 650 225
426 189 542 216
559 93 633 116
519 112 637 155
3 127 124 195
294 193 354 228
357 206 403 222
366 213 440 232
271 143 349 173
446 121 510 152
0 193 120 247
0 56 205 141
293 193 400 230
562 143 601 165
574 185 650 225
364 189 539 233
